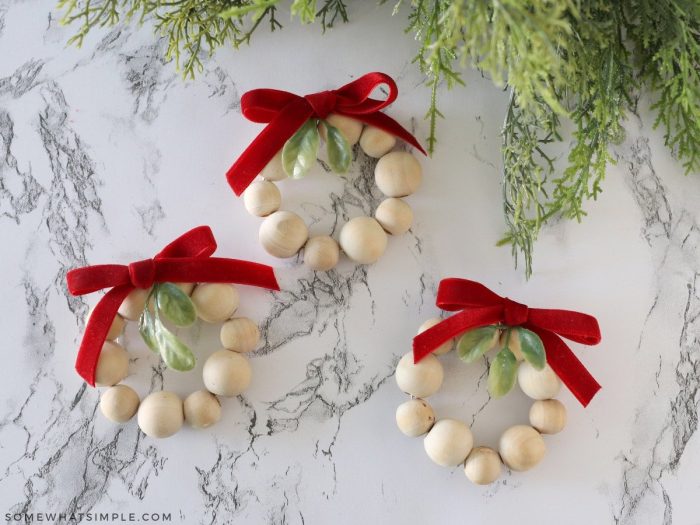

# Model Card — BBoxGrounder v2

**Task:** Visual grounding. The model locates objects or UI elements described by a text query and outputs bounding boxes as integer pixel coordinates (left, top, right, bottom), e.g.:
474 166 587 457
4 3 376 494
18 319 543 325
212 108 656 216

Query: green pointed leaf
282 119 320 178
517 328 546 370
138 309 160 353
156 282 196 327
155 324 195 371
324 122 351 173
457 326 499 363
488 347 518 398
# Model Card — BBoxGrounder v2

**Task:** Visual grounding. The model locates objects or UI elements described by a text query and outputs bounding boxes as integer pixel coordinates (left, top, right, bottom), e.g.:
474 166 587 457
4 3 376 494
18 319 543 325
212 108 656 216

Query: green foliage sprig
59 0 700 276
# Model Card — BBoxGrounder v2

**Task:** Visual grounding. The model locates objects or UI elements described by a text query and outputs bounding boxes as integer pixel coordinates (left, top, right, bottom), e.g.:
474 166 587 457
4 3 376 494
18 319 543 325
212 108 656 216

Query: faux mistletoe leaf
517 328 546 370
324 122 351 173
457 326 499 363
138 309 159 354
488 347 518 398
156 325 195 371
156 282 196 327
282 119 320 179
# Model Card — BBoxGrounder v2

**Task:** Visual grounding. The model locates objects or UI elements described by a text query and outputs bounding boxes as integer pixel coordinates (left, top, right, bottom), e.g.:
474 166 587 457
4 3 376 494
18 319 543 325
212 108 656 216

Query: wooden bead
203 350 252 397
424 419 473 467
184 390 221 429
259 210 309 258
118 287 151 321
518 362 561 400
339 216 387 264
95 341 129 387
396 398 435 437
359 125 396 158
319 113 363 145
499 425 546 471
243 180 281 217
464 446 502 485
260 150 287 181
220 317 260 353
395 352 443 398
498 329 524 361
100 384 139 423
417 318 453 355
137 391 184 439
88 306 124 341
304 235 340 271
191 283 239 323
375 198 413 235
374 151 422 197
529 399 567 434
175 282 195 296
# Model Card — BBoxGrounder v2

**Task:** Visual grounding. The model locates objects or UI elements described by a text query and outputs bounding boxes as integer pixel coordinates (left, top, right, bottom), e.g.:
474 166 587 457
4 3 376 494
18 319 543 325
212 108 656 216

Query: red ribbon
66 226 280 386
226 71 427 195
413 278 602 406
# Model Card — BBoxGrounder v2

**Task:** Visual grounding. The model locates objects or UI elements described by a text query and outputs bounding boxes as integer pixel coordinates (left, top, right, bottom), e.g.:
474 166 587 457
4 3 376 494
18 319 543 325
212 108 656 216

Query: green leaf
517 328 546 370
457 326 499 363
488 347 518 398
156 282 196 327
155 324 195 371
324 122 351 173
282 119 320 179
138 309 160 354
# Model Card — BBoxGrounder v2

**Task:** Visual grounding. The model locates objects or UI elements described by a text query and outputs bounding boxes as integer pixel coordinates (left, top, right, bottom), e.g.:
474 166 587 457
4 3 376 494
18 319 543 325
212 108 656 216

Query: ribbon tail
350 111 427 156
75 285 132 386
413 306 503 363
529 326 601 407
226 99 313 195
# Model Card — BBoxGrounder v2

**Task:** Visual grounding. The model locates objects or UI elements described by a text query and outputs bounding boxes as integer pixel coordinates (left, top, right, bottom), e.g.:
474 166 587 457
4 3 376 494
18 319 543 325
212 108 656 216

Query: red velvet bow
226 71 427 195
66 226 280 386
413 278 602 406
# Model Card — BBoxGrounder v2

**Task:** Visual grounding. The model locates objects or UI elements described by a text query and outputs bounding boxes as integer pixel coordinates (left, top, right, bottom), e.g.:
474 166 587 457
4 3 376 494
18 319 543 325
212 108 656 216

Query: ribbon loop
503 297 529 326
304 91 337 119
128 258 156 289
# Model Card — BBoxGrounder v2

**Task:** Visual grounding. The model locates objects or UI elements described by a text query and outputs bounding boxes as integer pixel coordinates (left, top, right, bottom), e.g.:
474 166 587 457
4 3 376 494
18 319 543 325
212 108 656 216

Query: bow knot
304 90 337 119
128 258 156 289
503 297 528 326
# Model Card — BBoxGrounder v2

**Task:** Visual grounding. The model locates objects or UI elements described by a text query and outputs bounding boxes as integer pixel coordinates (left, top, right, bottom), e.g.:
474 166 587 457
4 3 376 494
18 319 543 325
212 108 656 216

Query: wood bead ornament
395 277 603 485
225 72 427 270
66 226 280 439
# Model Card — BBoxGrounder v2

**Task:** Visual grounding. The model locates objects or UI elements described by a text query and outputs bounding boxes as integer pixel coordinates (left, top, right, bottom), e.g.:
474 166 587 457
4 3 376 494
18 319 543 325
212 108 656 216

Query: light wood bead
260 150 288 181
339 216 387 264
95 341 129 387
118 287 151 321
191 283 239 323
417 318 453 355
518 362 561 400
259 210 309 258
395 352 443 398
203 350 252 397
396 398 435 437
100 384 139 423
424 419 474 467
374 151 422 197
529 399 567 434
359 125 396 158
319 113 363 145
243 180 281 217
175 283 195 296
88 306 124 341
304 235 340 271
498 329 524 361
137 391 184 439
499 425 546 471
375 198 413 235
184 390 221 429
220 317 260 353
464 447 502 485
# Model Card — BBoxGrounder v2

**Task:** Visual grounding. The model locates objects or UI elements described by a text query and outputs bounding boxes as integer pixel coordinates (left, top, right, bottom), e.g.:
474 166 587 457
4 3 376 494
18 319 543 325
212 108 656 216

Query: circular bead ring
242 114 423 269
394 319 568 485
91 282 261 438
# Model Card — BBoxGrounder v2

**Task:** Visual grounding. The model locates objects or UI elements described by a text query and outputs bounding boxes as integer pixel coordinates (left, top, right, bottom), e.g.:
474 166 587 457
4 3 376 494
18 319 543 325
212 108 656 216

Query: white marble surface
1 2 699 524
